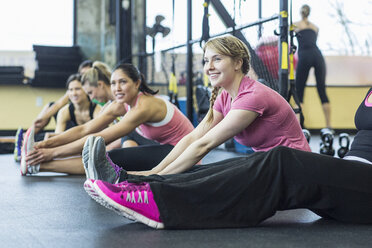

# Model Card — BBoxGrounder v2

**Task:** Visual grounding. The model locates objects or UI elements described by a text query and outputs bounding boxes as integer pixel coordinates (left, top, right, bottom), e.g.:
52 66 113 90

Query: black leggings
296 49 329 103
123 146 372 229
121 130 159 146
108 144 174 171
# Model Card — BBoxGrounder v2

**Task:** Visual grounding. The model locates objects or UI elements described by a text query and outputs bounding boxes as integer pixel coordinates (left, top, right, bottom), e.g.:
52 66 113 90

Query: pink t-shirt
125 95 194 146
214 76 311 152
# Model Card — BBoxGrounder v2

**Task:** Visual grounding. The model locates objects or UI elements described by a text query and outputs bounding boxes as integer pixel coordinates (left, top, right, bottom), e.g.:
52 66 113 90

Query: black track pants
124 146 372 229
109 144 173 171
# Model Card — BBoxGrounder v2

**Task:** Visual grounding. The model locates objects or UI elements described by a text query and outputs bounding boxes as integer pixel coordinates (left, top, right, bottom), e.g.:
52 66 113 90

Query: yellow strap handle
169 72 178 94
289 53 295 80
281 42 288 70
203 73 209 87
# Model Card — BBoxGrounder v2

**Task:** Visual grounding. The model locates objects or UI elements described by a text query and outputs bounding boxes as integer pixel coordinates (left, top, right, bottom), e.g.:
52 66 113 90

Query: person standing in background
294 4 332 129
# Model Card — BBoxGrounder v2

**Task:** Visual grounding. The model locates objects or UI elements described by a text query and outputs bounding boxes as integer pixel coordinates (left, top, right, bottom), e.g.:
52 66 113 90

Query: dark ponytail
113 63 158 95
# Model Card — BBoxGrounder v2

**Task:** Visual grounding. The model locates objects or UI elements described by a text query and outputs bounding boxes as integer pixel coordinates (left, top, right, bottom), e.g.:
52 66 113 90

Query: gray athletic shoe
82 135 96 179
85 136 123 183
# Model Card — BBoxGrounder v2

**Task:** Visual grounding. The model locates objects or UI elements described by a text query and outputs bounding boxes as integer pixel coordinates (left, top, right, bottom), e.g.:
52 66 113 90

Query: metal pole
152 37 155 83
132 15 278 56
258 0 262 39
186 0 194 123
73 0 77 46
278 0 289 99
115 0 123 62
116 0 132 63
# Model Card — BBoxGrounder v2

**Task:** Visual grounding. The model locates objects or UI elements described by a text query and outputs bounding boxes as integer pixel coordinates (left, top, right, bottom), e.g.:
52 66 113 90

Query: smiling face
110 69 140 105
68 80 86 104
203 47 241 88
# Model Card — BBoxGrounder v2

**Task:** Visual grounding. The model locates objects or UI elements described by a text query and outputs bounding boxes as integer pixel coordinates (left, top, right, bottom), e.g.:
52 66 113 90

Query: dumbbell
319 128 335 156
337 133 350 158
302 129 311 143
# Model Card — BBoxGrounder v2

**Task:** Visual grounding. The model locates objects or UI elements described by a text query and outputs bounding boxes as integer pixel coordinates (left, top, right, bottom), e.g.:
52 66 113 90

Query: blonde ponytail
206 86 220 123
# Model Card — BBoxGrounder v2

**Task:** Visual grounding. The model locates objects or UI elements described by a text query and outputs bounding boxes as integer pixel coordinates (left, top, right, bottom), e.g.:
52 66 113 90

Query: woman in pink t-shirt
23 63 194 176
72 35 309 186
126 34 310 177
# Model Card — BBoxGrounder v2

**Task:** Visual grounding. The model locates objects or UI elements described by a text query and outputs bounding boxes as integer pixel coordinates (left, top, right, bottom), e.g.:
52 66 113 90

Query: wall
306 56 372 86
0 85 65 130
0 51 36 79
0 84 368 131
300 86 369 129
77 0 116 67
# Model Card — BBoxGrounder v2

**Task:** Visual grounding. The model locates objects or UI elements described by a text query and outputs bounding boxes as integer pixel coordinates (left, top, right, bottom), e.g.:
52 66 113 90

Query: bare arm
52 101 152 158
33 93 69 133
54 105 70 133
154 109 258 175
140 109 221 175
35 101 122 149
26 98 157 164
93 104 102 118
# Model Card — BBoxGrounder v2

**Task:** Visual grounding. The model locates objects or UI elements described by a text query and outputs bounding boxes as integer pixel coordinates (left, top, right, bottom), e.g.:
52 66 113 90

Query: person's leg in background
295 52 312 127
314 52 332 128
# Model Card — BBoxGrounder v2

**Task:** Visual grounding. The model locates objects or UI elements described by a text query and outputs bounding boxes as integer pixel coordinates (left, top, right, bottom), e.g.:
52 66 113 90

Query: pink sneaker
84 179 100 200
94 180 164 229
84 179 135 221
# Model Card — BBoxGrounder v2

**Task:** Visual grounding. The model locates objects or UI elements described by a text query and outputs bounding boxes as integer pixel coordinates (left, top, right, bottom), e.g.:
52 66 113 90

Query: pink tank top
126 94 194 146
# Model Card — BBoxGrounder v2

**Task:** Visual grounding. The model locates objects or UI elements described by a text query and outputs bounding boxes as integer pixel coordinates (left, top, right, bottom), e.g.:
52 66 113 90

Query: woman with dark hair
54 73 101 133
22 63 194 176
32 60 95 135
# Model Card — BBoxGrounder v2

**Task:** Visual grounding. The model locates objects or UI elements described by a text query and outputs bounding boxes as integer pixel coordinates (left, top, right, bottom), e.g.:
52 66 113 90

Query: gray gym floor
2 133 372 248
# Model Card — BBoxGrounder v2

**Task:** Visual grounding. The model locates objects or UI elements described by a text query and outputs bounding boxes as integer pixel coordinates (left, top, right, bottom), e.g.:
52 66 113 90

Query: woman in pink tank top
23 63 193 176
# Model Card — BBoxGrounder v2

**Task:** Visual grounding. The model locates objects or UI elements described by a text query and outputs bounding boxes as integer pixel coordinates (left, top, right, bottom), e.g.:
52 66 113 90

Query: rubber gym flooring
2 134 372 248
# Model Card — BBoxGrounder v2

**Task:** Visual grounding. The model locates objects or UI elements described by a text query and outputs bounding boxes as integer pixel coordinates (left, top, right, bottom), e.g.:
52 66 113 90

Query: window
0 0 73 51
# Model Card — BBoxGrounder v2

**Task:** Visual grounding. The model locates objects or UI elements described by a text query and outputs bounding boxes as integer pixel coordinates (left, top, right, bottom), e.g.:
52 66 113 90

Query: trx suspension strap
168 0 179 108
287 0 304 125
278 0 289 99
200 0 210 48
201 0 211 90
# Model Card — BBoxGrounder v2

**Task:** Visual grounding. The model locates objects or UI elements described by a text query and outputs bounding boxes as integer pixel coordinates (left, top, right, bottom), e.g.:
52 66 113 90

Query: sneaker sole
94 182 164 229
84 179 135 221
14 127 22 162
20 127 33 176
91 136 118 184
82 136 96 179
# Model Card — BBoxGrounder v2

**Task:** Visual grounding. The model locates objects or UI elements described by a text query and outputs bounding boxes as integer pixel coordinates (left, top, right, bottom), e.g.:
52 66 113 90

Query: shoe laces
105 153 122 175
119 183 150 204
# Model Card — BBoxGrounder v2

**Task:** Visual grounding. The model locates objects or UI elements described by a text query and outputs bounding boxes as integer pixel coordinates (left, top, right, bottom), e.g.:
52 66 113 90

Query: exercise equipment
31 45 83 88
168 0 179 108
195 72 211 123
302 129 311 143
200 0 210 47
337 133 350 158
286 0 304 127
146 15 170 83
319 128 335 156
0 66 25 85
